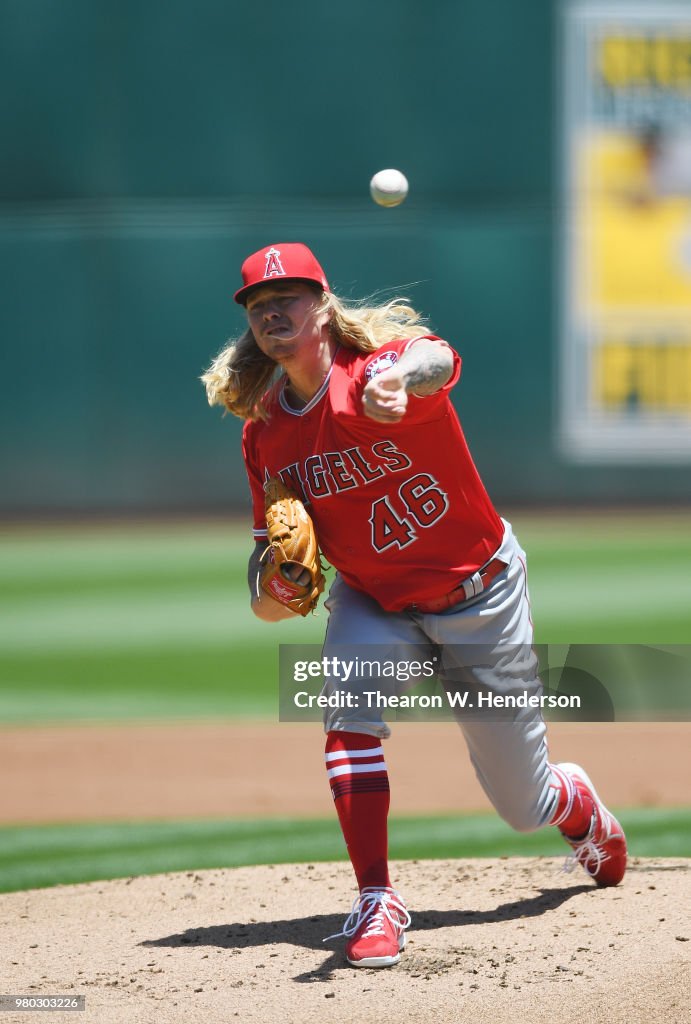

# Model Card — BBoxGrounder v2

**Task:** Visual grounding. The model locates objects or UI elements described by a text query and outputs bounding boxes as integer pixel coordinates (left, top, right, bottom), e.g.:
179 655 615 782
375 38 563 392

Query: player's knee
322 711 391 740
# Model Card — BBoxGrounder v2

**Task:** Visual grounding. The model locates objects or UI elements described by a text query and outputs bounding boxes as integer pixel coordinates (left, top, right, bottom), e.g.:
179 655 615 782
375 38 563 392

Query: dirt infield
2 858 690 1024
2 721 690 824
3 721 690 1022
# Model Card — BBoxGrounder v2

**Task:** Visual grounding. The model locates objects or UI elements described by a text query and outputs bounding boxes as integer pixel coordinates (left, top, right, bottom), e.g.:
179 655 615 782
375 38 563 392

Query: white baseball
370 168 409 207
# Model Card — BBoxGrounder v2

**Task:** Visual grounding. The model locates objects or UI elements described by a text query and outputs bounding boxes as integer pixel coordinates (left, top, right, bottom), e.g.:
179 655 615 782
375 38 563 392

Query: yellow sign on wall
582 133 691 310
594 339 691 411
561 3 691 461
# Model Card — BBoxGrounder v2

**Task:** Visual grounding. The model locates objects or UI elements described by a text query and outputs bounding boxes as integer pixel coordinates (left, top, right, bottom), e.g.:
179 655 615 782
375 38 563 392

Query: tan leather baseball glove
260 478 326 616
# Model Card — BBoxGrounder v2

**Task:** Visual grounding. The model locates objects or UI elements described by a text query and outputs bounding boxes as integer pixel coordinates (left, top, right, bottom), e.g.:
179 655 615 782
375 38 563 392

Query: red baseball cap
234 242 330 305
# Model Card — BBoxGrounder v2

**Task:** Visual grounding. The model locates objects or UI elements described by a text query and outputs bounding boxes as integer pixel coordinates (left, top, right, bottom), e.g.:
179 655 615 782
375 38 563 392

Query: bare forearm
361 339 455 422
397 339 454 395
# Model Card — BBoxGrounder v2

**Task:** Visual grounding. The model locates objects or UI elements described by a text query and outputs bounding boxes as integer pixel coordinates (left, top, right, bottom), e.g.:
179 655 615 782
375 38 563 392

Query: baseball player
202 242 627 969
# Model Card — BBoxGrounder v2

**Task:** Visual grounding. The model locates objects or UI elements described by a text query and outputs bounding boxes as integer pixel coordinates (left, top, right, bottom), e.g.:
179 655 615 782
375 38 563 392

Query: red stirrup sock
325 731 391 891
548 762 595 838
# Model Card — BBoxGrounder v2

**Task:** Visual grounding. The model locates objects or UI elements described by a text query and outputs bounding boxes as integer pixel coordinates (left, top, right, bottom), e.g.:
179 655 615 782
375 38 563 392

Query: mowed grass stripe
3 570 250 602
0 526 250 580
528 568 691 619
0 690 271 722
1 551 689 655
511 512 691 547
2 514 690 591
1 516 690 723
0 644 280 721
0 808 688 894
0 570 688 654
0 589 324 653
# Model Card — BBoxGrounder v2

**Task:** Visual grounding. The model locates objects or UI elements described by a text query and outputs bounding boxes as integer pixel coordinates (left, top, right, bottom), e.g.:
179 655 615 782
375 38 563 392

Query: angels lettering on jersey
265 439 412 502
263 439 450 554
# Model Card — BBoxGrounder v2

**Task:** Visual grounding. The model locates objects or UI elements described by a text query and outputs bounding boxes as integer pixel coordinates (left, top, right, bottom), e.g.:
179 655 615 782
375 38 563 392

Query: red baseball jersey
242 336 504 612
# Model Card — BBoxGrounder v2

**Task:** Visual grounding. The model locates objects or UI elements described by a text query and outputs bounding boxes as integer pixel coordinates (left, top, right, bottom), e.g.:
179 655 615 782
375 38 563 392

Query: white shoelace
323 886 411 942
562 838 609 875
561 809 612 875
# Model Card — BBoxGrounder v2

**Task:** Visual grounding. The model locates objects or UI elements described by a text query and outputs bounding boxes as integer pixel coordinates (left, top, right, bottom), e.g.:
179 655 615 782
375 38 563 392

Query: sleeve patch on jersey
364 351 398 381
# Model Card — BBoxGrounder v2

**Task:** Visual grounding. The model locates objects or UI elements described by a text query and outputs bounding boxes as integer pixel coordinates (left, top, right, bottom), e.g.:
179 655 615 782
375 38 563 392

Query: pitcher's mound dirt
2 858 689 1024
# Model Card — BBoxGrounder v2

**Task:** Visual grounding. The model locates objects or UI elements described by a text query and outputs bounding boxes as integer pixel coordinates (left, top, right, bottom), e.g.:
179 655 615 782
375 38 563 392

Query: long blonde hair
201 291 428 421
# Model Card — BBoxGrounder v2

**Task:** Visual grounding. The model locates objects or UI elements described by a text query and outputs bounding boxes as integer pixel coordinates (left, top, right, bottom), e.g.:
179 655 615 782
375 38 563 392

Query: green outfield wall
1 0 689 514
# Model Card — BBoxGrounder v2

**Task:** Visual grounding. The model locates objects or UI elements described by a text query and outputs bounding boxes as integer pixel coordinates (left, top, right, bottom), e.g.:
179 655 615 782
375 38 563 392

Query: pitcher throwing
202 242 627 968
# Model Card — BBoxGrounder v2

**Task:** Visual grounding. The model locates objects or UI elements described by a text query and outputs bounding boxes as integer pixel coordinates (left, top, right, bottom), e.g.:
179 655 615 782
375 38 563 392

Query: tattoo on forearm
399 343 454 395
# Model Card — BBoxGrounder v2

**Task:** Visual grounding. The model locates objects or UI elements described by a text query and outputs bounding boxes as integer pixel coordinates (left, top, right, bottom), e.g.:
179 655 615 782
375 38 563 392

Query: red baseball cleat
556 762 627 887
325 886 411 967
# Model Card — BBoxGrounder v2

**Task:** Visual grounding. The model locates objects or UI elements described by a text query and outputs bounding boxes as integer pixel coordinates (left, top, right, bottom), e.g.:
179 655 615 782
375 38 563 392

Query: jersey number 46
369 473 449 552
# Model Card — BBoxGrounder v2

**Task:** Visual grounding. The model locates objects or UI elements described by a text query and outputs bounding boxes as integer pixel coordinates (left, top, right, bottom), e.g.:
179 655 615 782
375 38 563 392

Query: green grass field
1 513 689 892
1 512 690 722
0 807 688 894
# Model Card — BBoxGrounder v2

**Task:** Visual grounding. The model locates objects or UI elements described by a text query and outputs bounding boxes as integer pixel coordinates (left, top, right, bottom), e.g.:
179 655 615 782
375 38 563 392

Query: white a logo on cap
263 247 286 279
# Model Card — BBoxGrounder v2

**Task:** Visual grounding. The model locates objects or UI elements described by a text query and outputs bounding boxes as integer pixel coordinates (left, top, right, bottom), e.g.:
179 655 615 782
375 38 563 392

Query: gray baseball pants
321 520 559 832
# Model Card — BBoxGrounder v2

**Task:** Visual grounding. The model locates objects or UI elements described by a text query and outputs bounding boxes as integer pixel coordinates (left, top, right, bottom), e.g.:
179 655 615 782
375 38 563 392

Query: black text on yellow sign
599 36 691 89
594 340 691 412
